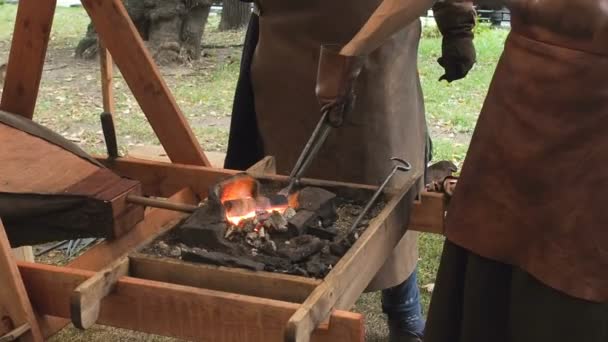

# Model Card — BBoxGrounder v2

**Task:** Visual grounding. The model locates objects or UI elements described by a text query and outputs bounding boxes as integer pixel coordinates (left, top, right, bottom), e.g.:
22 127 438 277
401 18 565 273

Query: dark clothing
444 0 608 302
224 14 263 170
425 241 608 342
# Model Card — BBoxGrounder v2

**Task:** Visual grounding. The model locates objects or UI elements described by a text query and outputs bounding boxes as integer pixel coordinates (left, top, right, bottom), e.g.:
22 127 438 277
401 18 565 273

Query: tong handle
283 110 332 194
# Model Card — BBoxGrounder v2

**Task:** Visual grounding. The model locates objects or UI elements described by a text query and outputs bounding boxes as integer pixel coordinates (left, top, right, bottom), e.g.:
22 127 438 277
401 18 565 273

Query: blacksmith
224 0 476 340
333 0 608 340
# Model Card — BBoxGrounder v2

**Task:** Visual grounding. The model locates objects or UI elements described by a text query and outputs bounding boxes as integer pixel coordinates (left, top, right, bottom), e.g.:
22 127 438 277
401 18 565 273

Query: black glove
433 0 477 82
437 35 476 82
315 45 365 127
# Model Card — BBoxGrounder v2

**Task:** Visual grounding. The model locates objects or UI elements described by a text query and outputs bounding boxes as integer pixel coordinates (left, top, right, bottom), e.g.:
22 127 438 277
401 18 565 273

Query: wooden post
0 0 57 119
0 219 43 341
70 257 130 329
99 43 114 114
80 0 211 166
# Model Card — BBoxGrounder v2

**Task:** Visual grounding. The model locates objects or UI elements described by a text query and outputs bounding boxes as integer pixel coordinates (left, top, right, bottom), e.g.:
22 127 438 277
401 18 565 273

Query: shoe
388 321 423 342
388 330 422 342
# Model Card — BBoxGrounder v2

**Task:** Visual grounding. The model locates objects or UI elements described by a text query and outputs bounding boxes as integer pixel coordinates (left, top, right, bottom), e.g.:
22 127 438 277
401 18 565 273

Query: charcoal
182 248 265 271
307 225 338 241
305 255 329 278
297 187 337 220
287 210 317 236
178 221 234 253
329 239 352 257
278 235 324 263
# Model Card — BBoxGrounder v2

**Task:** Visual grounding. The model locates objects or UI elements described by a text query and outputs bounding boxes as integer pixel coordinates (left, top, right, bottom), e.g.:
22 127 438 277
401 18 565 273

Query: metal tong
279 109 333 196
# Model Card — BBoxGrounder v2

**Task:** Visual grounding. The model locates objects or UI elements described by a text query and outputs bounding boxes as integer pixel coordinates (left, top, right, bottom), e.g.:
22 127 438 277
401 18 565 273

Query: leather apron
445 0 608 302
251 0 427 290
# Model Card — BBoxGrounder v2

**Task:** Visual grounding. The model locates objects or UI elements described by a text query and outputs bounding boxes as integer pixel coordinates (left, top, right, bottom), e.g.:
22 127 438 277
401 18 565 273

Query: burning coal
216 174 298 228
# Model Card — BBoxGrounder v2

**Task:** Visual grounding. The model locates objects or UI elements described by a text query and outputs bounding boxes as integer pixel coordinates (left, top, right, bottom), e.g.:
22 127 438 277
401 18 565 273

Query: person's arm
340 0 436 56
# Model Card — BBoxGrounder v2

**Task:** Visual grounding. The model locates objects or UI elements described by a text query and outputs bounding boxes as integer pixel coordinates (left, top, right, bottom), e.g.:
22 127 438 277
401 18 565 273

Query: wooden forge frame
0 1 447 341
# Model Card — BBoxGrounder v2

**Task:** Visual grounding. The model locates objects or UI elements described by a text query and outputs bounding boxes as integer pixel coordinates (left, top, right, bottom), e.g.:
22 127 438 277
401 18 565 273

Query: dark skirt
425 241 608 342
224 14 263 170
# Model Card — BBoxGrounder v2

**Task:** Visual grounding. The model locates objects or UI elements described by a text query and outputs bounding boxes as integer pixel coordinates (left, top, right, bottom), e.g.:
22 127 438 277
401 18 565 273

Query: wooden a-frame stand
0 1 446 341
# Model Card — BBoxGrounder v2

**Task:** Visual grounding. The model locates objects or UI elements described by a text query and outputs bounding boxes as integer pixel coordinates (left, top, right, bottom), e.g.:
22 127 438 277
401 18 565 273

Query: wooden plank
11 247 34 263
284 171 423 342
20 262 364 342
38 188 197 337
0 0 56 119
69 188 197 271
0 123 99 193
80 0 210 166
0 220 42 341
101 157 377 200
102 158 442 232
410 192 446 235
70 257 129 329
246 156 277 175
129 254 320 303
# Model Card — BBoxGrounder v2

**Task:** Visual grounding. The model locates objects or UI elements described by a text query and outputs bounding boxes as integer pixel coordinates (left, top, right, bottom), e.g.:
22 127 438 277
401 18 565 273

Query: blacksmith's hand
315 45 365 127
433 0 477 82
437 36 476 82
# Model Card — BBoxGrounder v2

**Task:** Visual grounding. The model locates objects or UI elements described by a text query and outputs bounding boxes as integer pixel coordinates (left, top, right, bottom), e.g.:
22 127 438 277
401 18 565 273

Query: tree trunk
75 0 211 64
218 0 250 31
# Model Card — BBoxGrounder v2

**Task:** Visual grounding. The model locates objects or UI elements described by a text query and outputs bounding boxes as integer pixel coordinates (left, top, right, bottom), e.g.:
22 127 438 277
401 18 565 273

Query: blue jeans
382 266 425 337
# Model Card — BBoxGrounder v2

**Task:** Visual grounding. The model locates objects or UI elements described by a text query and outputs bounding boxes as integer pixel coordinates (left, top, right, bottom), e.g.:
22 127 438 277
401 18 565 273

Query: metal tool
101 112 118 158
126 195 199 213
339 157 412 242
279 109 333 196
98 43 119 159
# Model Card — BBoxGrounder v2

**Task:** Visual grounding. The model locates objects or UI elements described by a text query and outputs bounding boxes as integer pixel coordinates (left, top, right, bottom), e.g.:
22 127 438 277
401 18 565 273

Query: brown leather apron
250 0 427 290
445 1 608 302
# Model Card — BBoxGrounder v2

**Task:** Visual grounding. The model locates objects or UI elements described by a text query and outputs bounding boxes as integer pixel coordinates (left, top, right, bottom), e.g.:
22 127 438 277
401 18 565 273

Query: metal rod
126 195 198 213
35 240 69 257
289 110 330 180
342 158 412 240
282 110 332 195
0 323 30 342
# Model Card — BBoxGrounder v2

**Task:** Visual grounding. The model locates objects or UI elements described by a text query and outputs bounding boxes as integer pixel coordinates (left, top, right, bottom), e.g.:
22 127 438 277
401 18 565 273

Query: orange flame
218 175 299 226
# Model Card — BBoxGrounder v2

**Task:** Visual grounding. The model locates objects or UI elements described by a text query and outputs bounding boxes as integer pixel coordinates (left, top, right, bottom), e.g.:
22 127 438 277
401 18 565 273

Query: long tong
279 109 333 196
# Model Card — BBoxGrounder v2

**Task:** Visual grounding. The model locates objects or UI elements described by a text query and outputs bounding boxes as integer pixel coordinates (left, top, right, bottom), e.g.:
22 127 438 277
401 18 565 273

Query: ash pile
144 174 381 278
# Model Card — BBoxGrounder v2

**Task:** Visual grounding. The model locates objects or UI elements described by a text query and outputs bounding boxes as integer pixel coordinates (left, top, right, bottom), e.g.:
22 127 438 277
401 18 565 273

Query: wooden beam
284 171 423 342
129 254 320 303
38 188 197 337
20 262 364 342
410 192 446 235
70 257 129 329
103 158 444 233
98 44 114 114
0 220 42 341
11 247 34 263
0 0 56 119
80 0 210 166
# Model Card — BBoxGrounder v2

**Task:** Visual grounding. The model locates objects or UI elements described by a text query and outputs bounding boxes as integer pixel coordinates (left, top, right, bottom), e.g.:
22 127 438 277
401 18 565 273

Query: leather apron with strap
251 0 427 290
445 0 608 302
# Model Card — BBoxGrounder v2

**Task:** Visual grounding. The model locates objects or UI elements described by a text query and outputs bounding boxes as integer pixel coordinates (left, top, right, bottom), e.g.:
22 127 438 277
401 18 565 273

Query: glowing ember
217 173 300 227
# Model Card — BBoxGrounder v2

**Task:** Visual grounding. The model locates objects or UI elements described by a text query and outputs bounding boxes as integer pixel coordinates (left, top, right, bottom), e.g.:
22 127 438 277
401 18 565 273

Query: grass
0 4 508 340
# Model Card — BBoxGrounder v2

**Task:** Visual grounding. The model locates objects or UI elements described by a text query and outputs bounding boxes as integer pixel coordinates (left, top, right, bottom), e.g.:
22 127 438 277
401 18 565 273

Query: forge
141 173 384 278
